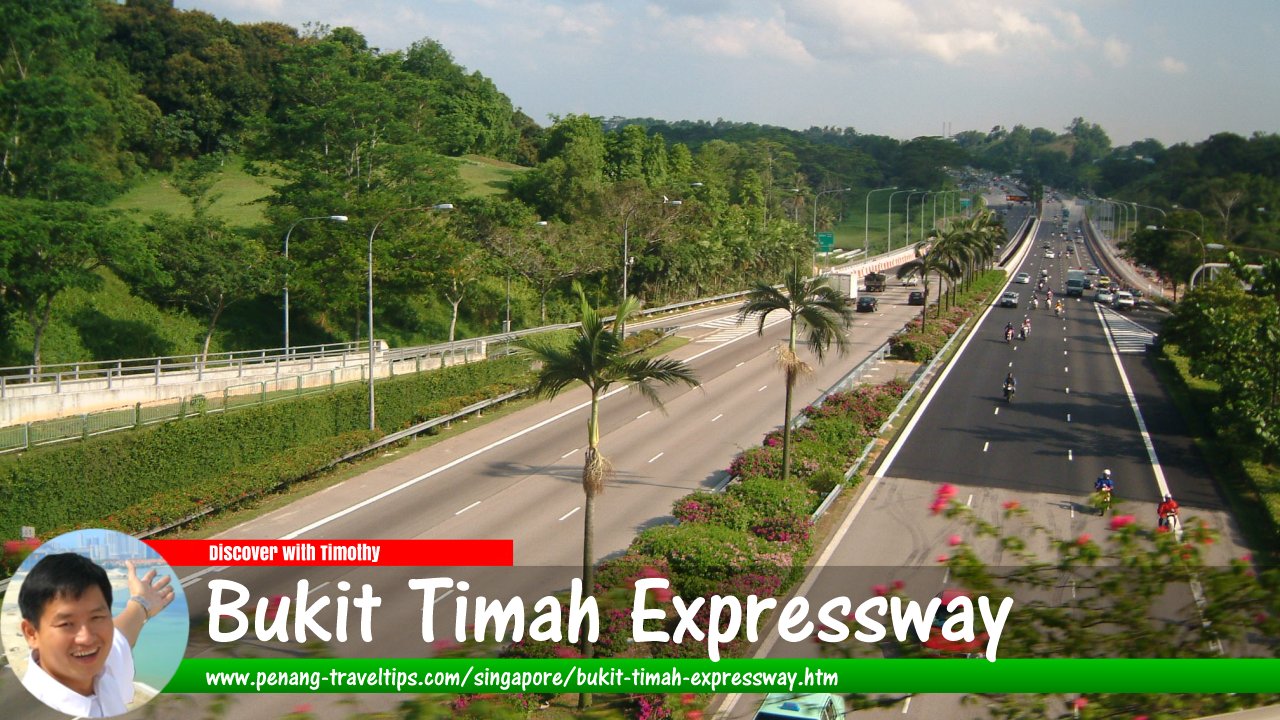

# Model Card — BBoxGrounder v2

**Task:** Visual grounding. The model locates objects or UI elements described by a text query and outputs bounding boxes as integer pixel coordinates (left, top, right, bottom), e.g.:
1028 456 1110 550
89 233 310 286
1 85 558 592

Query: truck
863 272 887 292
823 272 857 304
1066 268 1087 297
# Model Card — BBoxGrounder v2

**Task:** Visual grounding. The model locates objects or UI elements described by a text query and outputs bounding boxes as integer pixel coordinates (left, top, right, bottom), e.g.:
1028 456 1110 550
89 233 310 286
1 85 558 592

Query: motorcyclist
1093 469 1114 515
1022 317 1031 338
1055 300 1064 318
1157 494 1180 529
1031 295 1039 310
1004 322 1014 342
1003 372 1016 400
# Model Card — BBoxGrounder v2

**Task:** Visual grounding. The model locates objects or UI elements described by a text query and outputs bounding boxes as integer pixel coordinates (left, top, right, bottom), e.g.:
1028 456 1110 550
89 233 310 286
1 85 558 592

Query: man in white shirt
18 552 175 718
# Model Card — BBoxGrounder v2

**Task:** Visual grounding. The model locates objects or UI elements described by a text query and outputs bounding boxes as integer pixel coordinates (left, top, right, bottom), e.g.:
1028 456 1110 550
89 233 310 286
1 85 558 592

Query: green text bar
167 658 1280 694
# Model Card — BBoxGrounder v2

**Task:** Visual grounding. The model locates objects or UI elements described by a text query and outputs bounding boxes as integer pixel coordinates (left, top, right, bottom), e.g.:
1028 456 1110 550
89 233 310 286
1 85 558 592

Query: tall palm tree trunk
578 393 604 709
780 321 798 481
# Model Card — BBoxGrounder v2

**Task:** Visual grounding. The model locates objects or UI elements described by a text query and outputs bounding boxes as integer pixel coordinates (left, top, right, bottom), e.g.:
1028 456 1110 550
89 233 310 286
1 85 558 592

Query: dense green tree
402 39 521 159
144 214 274 361
1167 259 1280 460
0 197 142 368
0 0 143 201
510 114 606 220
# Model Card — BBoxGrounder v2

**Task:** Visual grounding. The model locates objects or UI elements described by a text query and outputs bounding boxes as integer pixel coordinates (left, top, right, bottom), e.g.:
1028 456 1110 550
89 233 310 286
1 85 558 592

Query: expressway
720 198 1244 720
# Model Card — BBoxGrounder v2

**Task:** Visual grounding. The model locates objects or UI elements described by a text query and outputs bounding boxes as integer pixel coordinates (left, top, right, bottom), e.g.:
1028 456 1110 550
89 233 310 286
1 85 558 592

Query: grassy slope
6 155 526 367
110 157 280 228
457 154 531 197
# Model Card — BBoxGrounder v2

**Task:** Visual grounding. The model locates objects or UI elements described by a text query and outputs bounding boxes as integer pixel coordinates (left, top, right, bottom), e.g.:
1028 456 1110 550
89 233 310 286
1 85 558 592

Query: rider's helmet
1163 494 1172 502
1103 469 1112 477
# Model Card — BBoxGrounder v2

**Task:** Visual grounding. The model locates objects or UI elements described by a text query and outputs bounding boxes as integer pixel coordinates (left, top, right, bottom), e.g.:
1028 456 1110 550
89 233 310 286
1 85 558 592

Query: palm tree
737 267 854 481
514 283 698 686
897 242 959 329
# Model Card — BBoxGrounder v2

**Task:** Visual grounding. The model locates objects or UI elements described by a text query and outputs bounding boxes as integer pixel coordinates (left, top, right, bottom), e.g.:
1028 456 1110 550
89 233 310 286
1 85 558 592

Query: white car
1044 250 1056 259
1014 272 1031 284
1113 291 1135 310
1095 288 1115 304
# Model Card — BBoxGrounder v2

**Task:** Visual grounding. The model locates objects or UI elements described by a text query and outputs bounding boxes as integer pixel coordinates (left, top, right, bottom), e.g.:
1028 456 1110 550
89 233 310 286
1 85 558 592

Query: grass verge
159 335 691 540
1150 343 1280 558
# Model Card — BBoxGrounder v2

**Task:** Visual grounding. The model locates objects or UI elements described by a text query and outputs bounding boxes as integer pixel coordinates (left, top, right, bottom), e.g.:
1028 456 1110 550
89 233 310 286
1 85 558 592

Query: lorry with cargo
1066 268 1087 297
823 272 857 304
864 272 887 292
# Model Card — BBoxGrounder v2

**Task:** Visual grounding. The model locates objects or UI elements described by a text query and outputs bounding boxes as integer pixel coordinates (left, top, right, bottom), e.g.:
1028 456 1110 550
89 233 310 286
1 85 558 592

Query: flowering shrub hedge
632 523 799 598
726 476 815 520
2 538 41 576
726 444 781 480
671 492 755 531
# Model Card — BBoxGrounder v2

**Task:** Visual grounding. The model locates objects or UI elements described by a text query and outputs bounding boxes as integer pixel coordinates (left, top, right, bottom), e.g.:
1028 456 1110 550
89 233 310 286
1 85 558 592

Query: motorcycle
1092 487 1113 516
1054 305 1063 319
1019 326 1028 341
1031 297 1039 310
1004 327 1013 343
1159 510 1181 532
1002 382 1015 402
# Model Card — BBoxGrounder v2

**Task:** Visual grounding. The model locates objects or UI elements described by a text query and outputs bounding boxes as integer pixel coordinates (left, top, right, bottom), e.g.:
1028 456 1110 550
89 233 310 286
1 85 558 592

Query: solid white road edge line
1094 304 1172 501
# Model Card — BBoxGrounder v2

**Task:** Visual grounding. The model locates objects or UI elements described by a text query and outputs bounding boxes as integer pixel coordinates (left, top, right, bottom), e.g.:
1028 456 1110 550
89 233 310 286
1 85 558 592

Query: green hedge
0 356 532 539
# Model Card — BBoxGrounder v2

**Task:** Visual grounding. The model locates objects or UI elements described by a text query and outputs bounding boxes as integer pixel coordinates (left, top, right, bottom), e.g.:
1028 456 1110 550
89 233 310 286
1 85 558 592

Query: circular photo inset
2 529 189 718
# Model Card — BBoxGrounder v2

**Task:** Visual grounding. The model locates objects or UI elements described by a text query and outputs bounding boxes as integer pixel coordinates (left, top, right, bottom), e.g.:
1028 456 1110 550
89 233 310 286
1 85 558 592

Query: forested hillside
2 0 1277 371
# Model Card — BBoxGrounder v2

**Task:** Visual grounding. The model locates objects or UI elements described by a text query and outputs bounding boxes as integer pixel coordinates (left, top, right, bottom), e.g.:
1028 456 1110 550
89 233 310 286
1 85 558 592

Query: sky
174 0 1280 147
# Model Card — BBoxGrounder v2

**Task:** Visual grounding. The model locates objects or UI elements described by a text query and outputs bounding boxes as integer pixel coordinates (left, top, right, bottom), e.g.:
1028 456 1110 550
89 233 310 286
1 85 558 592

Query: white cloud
1102 37 1130 67
1050 8 1091 43
660 14 815 64
782 0 1066 65
1159 56 1188 74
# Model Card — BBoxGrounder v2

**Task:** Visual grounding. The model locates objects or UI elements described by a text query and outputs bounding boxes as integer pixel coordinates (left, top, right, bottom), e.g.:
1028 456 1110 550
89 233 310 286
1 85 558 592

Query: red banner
145 539 513 567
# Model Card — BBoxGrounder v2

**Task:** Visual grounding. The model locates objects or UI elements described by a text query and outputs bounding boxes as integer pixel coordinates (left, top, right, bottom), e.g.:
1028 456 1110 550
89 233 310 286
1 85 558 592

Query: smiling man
17 552 175 717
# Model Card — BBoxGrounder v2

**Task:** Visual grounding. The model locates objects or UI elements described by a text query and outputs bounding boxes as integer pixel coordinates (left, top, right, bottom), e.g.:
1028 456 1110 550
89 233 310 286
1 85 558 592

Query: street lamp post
885 189 914 254
904 191 926 247
812 187 852 236
921 191 935 242
283 215 348 352
862 185 897 258
366 204 453 432
811 187 850 273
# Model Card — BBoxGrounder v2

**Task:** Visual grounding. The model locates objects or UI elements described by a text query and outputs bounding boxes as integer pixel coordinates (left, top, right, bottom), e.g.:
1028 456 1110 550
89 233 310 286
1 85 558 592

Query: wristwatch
129 595 153 620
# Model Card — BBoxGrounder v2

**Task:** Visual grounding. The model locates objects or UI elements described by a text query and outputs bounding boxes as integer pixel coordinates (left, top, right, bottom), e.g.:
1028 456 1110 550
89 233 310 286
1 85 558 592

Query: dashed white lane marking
648 452 664 463
558 507 580 522
455 501 480 515
711 413 723 422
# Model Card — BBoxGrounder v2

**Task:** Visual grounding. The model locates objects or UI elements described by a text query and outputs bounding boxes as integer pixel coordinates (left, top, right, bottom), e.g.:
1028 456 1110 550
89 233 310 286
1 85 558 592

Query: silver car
1095 288 1115 304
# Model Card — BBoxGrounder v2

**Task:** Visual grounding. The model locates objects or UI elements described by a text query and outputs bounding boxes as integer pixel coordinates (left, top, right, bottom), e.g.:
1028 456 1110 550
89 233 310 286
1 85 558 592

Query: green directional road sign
960 198 971 209
816 232 835 252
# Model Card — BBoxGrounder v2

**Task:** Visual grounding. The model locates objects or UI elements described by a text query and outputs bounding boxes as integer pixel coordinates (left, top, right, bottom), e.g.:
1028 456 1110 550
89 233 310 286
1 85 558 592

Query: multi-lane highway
719 198 1244 720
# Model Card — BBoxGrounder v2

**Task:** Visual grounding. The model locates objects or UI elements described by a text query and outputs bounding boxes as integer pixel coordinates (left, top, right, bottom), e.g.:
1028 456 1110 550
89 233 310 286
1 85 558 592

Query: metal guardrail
0 340 369 398
0 367 361 454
